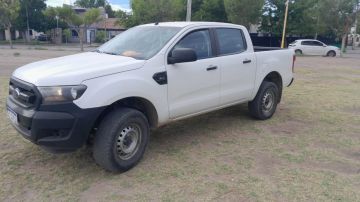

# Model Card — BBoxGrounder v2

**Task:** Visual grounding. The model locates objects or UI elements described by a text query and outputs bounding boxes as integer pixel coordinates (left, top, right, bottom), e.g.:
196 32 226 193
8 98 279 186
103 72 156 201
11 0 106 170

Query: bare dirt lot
0 48 360 201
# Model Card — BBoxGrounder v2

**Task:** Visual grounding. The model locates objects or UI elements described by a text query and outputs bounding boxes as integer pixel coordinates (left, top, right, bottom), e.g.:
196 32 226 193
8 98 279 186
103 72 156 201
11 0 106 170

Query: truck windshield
96 26 181 60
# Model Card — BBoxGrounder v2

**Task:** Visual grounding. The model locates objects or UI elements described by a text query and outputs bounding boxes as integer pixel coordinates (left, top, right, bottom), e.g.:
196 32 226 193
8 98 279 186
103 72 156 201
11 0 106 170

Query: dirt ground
0 48 360 201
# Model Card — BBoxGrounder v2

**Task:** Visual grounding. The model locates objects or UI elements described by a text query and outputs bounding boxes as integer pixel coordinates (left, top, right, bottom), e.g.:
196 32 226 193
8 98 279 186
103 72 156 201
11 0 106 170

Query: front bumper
6 97 105 152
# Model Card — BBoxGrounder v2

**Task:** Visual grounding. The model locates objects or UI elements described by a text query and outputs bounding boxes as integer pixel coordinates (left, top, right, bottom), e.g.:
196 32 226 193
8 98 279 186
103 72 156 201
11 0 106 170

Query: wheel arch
295 49 303 54
262 71 283 103
93 96 159 130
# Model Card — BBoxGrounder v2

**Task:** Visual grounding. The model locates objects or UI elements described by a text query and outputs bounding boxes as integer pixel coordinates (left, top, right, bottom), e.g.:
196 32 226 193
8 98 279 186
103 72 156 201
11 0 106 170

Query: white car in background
289 39 340 57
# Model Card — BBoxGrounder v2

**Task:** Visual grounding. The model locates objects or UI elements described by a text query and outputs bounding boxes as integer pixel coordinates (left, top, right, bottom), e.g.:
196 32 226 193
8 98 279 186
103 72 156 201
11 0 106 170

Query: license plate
7 108 18 125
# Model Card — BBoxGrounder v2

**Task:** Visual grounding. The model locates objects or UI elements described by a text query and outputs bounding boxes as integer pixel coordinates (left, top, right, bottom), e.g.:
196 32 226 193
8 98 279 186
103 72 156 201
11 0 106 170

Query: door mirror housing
168 48 197 64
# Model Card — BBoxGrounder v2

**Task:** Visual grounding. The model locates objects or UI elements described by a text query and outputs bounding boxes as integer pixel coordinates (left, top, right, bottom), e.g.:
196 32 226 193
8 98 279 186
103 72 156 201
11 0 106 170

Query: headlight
38 85 87 104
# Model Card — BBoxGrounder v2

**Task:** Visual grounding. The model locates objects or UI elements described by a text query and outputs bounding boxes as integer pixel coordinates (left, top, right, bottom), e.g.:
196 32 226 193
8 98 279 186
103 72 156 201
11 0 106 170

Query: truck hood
12 52 146 86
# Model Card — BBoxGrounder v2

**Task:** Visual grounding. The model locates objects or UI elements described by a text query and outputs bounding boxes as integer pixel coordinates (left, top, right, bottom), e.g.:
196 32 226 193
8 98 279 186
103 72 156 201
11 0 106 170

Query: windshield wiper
93 49 118 55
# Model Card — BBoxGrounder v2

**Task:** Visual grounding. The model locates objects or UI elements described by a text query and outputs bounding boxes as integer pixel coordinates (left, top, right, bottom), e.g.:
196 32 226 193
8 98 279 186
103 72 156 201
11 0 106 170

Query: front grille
9 78 39 109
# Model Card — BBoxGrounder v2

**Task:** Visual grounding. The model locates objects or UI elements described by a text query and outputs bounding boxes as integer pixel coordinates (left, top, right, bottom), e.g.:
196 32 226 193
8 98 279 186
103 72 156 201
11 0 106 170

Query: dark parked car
36 34 49 41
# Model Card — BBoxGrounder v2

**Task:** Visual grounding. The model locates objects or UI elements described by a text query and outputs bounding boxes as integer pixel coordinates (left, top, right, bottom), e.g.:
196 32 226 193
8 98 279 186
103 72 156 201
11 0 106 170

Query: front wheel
93 108 149 172
248 81 279 120
327 51 336 57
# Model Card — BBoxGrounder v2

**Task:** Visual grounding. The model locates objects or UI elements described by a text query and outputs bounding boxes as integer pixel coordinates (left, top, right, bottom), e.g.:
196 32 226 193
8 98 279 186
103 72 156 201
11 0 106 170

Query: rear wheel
248 81 279 120
93 108 149 172
327 50 336 57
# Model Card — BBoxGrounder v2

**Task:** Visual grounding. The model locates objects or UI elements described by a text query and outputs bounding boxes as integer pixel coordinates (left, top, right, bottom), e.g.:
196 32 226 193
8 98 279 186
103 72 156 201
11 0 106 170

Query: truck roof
141 21 243 28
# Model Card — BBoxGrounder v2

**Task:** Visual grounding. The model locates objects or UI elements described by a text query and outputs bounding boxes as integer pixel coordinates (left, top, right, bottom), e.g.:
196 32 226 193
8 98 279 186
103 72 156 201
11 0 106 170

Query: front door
166 29 221 119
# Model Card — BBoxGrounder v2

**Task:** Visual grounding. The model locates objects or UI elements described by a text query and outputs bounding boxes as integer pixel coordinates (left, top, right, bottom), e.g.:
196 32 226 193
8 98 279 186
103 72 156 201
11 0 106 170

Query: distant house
69 7 126 43
92 18 126 40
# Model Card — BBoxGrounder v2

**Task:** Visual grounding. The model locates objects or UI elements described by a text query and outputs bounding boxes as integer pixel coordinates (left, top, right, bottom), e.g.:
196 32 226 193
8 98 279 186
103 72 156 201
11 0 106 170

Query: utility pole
186 0 192 22
281 0 289 48
353 1 358 50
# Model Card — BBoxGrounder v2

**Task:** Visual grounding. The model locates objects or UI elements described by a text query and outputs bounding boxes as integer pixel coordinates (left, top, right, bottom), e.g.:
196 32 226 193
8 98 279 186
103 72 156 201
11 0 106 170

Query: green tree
74 0 106 8
14 0 47 41
43 7 68 30
224 0 264 28
105 4 115 17
95 30 106 43
317 0 359 56
0 0 20 48
193 0 228 22
115 9 134 28
260 0 296 36
130 0 184 25
47 6 101 51
63 28 71 44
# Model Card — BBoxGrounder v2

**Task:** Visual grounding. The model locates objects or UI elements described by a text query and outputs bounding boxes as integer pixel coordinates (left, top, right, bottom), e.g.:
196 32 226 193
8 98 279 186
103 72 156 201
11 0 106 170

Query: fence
250 34 339 48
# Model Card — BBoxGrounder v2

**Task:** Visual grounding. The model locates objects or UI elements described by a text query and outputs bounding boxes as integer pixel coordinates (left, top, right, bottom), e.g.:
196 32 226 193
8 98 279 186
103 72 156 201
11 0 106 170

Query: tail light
292 55 296 73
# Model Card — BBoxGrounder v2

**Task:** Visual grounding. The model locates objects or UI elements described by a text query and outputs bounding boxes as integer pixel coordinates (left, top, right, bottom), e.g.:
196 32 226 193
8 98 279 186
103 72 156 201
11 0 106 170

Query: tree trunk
340 34 347 57
6 28 13 49
79 28 84 52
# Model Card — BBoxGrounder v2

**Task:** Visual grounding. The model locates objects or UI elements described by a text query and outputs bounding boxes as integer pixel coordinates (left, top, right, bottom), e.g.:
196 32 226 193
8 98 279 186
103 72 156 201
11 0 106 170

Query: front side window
174 30 212 59
216 28 246 55
97 26 181 60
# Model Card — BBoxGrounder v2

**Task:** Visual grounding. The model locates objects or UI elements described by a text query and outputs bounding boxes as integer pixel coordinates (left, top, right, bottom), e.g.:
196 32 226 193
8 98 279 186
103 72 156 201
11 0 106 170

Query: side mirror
168 48 197 64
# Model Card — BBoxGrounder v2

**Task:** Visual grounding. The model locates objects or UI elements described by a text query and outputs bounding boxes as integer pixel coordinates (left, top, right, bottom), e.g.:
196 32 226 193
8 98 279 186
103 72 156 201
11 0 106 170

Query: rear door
214 28 257 105
166 29 221 118
311 41 326 55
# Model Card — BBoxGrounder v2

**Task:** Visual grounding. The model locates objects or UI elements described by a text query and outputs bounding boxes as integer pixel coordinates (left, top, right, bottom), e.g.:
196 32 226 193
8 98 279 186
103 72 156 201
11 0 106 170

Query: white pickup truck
7 22 295 172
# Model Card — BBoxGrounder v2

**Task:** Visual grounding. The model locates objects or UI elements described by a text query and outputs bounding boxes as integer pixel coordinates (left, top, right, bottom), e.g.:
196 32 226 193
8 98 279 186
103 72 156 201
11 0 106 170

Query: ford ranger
6 22 295 172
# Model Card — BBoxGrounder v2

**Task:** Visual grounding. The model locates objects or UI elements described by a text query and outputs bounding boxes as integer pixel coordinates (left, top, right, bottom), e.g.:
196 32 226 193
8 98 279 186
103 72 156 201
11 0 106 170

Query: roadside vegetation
1 0 360 52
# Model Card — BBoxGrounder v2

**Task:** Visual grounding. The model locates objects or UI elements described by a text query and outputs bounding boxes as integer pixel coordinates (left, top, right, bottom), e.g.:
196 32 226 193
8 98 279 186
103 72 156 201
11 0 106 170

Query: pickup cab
6 22 295 172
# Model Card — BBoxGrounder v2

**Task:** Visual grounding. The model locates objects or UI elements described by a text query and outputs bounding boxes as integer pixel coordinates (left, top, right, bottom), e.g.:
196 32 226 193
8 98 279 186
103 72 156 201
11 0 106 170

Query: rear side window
301 41 313 46
312 41 324 46
215 28 247 55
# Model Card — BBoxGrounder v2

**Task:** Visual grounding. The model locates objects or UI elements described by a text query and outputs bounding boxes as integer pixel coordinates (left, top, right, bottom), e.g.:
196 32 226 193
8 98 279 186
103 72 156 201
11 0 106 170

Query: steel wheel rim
116 123 142 160
262 90 275 113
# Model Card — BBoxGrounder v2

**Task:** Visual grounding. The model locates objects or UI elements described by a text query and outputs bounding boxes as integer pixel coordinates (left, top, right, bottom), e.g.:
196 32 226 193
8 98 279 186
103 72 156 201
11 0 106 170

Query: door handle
207 65 218 71
243 59 252 64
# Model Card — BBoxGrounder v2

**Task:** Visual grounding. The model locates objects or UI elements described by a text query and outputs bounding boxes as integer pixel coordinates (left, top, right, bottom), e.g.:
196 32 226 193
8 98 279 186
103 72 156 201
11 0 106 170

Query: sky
45 0 131 11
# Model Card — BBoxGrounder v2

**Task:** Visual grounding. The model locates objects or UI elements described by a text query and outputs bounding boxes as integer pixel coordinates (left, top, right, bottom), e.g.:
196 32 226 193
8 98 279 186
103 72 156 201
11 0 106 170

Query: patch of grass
0 55 360 201
34 47 48 50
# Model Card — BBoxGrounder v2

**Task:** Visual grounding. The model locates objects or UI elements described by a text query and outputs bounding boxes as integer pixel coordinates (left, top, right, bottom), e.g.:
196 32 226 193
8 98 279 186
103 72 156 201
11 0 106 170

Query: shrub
63 29 71 44
95 31 106 43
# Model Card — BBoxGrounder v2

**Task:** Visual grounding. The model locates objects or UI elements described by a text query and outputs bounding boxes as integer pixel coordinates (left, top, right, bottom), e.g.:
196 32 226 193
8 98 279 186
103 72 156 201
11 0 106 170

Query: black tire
327 50 336 57
295 49 302 55
93 108 149 172
248 81 279 120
